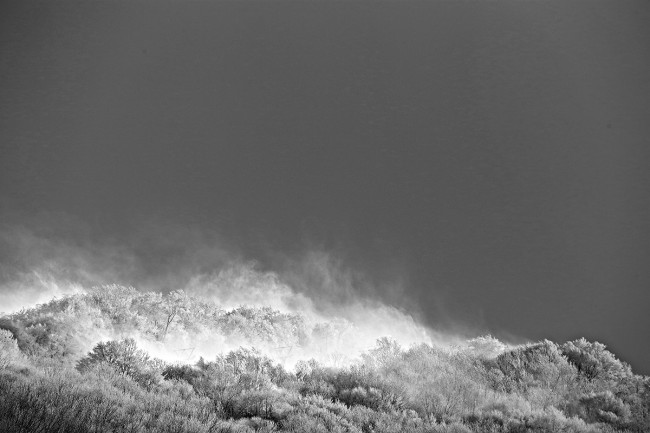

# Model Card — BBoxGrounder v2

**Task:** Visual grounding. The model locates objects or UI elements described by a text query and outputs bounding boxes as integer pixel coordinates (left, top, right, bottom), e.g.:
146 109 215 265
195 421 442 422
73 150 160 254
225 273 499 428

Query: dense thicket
1 286 648 432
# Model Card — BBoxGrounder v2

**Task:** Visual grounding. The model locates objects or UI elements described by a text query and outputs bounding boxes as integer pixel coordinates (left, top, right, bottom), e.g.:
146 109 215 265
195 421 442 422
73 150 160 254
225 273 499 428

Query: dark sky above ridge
1 1 649 373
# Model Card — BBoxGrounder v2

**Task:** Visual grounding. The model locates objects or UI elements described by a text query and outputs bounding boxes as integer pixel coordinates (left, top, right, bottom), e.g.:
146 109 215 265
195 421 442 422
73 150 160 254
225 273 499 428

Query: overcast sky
1 1 649 372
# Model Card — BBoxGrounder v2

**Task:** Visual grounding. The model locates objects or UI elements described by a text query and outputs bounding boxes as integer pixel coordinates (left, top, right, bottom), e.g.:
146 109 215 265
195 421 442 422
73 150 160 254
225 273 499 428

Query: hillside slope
1 286 648 432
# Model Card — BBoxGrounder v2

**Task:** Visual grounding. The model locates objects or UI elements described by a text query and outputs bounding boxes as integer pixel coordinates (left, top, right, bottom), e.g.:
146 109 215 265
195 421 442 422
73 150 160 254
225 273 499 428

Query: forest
1 285 648 432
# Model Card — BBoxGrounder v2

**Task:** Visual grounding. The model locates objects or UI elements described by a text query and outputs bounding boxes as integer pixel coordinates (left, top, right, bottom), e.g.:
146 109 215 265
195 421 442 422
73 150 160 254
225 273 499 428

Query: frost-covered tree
561 338 631 382
78 338 149 375
77 338 162 388
0 329 22 367
361 337 402 369
493 340 577 393
464 335 508 359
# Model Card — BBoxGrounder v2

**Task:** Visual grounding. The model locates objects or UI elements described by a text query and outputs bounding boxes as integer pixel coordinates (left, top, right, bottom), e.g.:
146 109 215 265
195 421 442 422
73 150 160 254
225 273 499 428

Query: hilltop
1 286 648 432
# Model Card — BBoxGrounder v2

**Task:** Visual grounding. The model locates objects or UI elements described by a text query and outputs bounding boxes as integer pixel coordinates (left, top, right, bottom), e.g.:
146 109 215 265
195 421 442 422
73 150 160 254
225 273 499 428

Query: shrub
561 339 631 383
0 329 22 368
77 338 163 389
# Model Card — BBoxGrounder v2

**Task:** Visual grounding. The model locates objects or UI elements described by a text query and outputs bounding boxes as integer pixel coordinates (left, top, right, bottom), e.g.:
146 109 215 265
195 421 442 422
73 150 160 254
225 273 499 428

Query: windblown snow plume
3 274 435 368
0 222 448 367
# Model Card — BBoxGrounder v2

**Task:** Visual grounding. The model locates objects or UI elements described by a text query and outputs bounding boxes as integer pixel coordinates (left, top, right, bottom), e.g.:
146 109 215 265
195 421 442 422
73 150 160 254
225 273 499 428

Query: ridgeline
1 286 648 432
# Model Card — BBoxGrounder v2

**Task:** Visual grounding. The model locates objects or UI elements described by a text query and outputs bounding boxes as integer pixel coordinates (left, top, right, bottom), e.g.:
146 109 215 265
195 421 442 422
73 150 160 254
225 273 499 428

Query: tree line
1 286 648 432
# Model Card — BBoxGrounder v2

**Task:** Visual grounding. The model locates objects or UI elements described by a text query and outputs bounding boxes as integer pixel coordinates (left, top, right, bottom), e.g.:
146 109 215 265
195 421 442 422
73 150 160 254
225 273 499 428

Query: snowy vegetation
0 286 648 432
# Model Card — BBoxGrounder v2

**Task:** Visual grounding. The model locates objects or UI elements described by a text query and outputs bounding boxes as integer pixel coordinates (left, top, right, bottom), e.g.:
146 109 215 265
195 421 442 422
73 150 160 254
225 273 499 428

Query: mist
0 215 467 367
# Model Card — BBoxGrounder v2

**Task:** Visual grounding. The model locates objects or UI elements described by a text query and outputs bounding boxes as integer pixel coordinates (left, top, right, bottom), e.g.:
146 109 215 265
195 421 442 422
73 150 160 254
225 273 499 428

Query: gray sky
1 1 649 372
